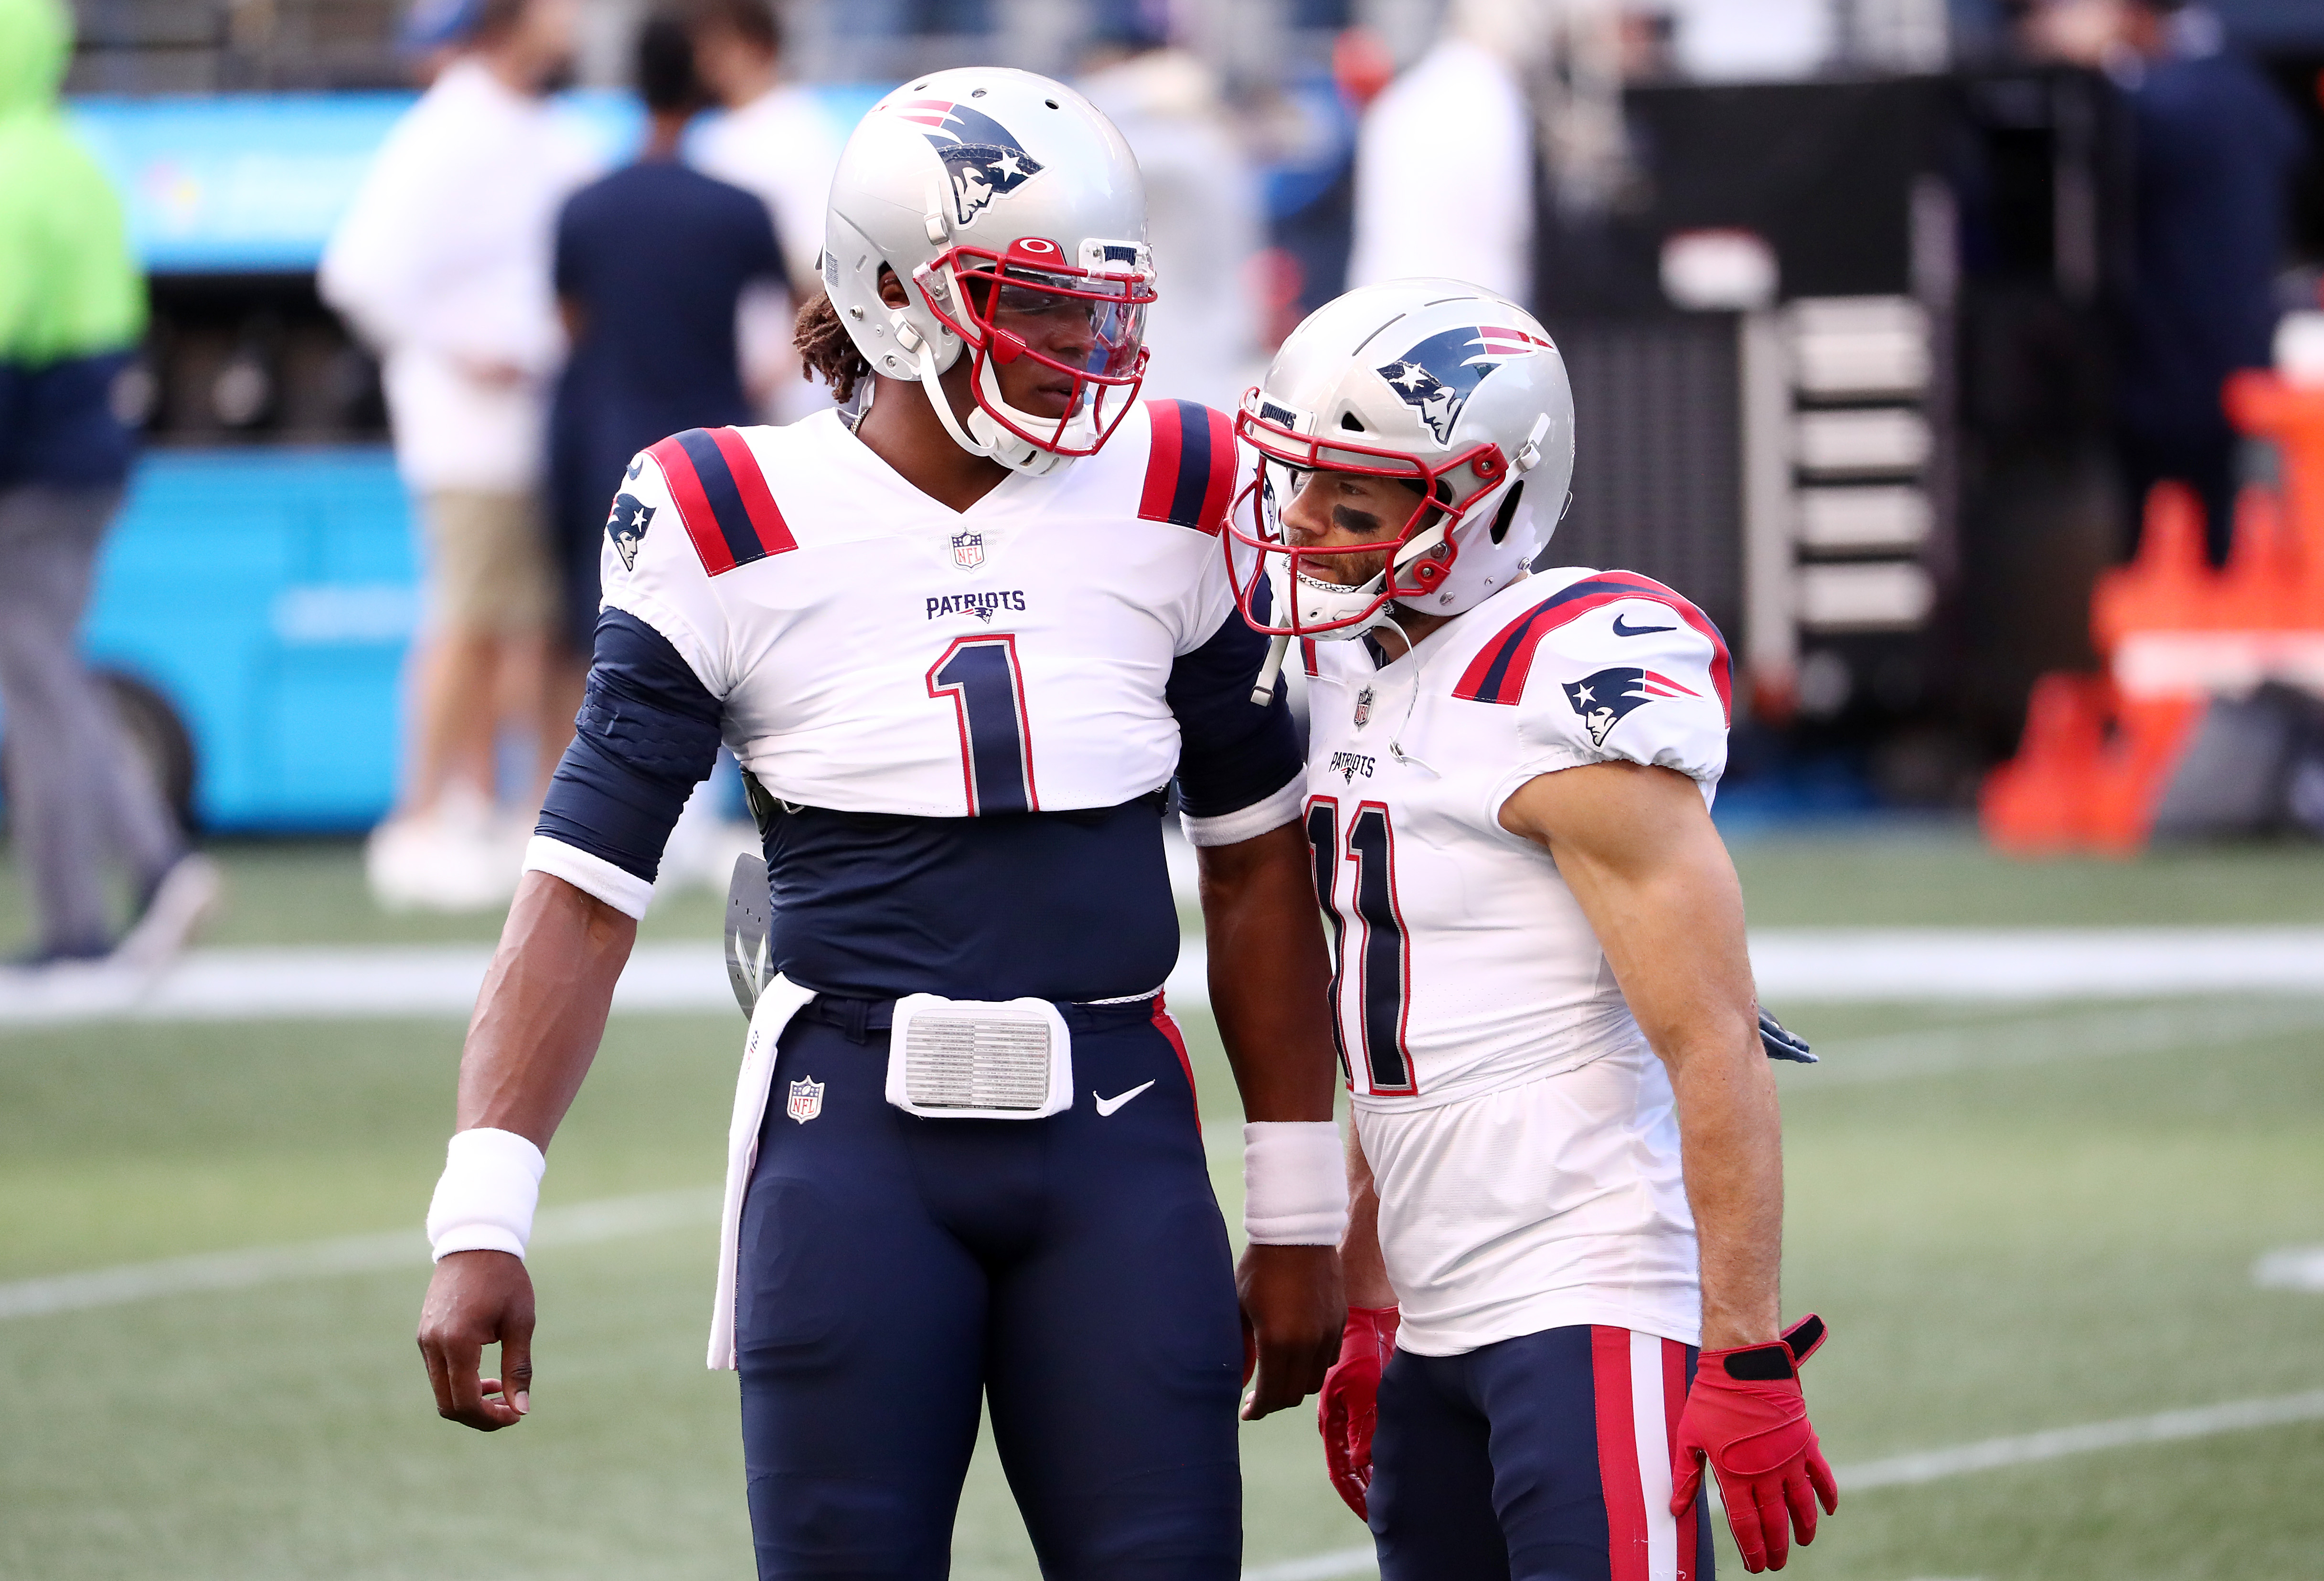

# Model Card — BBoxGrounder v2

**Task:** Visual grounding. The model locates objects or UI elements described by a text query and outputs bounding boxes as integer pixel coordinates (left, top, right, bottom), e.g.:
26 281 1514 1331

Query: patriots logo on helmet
606 491 654 571
1562 666 1698 747
894 99 1046 227
1375 325 1554 444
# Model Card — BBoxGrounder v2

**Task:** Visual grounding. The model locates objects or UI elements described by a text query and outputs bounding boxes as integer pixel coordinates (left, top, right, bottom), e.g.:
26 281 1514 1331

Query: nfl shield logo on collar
1353 686 1374 728
786 1076 825 1124
952 530 985 571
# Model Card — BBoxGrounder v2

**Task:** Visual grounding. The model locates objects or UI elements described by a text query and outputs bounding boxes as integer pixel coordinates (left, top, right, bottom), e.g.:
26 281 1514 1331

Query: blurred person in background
548 11 787 888
0 0 218 975
2028 0 2306 566
1079 5 1265 412
321 0 598 911
689 0 841 423
1346 0 1546 305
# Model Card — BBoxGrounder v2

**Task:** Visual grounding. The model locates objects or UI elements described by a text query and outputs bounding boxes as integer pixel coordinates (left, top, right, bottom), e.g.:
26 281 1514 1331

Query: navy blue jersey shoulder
536 608 723 881
1168 607 1301 820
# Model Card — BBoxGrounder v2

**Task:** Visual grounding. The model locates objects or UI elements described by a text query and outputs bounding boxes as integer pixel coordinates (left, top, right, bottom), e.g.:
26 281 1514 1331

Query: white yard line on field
1240 1391 2324 1581
5 928 2324 1027
2252 1245 2324 1292
1794 997 2324 1086
0 1188 716 1320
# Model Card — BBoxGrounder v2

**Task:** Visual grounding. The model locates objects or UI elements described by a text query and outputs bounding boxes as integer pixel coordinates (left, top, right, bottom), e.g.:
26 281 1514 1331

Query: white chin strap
913 339 1078 478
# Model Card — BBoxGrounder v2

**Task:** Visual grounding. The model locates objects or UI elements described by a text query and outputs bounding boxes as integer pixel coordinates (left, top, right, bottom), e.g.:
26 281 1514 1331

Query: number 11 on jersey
1305 794 1415 1094
928 635 1039 816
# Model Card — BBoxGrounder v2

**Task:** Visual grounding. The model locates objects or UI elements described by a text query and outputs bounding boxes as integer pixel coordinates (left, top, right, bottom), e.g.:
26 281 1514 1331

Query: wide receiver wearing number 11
414 69 1344 1579
1227 280 1839 1578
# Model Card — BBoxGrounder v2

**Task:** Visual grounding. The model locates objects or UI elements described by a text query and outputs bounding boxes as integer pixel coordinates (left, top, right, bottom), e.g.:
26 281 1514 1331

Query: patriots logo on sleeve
606 492 655 572
893 99 1045 226
1375 325 1554 443
1562 666 1699 747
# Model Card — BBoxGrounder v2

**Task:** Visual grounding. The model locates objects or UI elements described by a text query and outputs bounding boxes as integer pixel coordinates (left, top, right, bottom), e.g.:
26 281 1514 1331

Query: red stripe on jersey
647 433 736 576
1642 669 1699 698
1194 403 1237 533
708 426 797 558
1300 638 1319 679
1593 1326 1652 1581
1664 1339 1701 1581
1139 401 1185 524
1453 575 1732 722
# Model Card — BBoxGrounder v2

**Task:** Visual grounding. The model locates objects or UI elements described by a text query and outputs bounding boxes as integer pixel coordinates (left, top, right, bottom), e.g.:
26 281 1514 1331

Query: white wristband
426 1127 546 1263
1242 1120 1348 1245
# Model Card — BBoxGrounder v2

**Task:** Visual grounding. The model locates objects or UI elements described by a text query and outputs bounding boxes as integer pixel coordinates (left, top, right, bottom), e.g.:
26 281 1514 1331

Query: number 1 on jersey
928 635 1039 816
1305 794 1414 1094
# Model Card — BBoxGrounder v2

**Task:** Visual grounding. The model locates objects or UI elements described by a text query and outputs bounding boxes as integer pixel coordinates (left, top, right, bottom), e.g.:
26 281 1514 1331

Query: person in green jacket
0 0 215 971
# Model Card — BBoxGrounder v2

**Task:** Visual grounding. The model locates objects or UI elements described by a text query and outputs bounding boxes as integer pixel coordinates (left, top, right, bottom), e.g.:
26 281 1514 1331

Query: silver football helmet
822 68 1156 476
1226 279 1576 640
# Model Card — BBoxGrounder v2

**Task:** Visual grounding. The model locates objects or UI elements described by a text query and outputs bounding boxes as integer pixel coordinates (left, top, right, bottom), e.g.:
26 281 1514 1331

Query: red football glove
1317 1306 1398 1521
1671 1314 1840 1573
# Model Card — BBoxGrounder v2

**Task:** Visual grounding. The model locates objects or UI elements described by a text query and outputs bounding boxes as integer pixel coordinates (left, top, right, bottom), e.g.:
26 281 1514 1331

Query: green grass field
4 831 2323 1580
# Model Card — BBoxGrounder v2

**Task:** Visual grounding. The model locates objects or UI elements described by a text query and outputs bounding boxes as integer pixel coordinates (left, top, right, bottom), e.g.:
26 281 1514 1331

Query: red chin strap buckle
990 329 1028 365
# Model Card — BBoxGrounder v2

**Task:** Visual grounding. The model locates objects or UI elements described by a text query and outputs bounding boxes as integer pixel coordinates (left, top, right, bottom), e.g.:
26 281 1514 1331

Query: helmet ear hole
1339 412 1365 432
1489 480 1525 545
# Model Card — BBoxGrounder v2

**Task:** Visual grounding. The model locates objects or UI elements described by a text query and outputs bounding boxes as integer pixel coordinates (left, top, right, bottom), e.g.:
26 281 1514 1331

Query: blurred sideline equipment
322 0 599 912
1983 374 2324 851
0 0 217 970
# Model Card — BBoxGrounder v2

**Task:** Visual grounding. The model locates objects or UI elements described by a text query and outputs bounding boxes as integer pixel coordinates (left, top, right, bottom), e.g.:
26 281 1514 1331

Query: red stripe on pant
1664 1336 1700 1581
1593 1326 1652 1581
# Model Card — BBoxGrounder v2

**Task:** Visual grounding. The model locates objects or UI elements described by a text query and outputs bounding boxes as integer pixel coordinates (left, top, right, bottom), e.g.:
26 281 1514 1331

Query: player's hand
1236 1243 1343 1421
1317 1305 1398 1520
417 1249 536 1432
1671 1314 1839 1572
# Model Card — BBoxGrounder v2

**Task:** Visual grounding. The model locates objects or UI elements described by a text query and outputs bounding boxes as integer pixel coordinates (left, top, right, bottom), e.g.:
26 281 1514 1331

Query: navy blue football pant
736 996 1243 1580
1369 1324 1715 1581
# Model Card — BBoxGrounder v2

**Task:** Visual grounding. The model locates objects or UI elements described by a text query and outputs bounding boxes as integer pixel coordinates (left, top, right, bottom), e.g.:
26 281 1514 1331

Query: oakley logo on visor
1375 325 1554 444
895 99 1045 226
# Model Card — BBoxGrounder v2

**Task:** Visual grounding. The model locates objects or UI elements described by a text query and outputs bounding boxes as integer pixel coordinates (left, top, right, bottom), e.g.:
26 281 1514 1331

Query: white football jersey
596 401 1258 823
1302 566 1732 1353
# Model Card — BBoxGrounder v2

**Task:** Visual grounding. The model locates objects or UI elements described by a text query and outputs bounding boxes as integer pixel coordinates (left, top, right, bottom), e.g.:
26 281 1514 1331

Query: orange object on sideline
2089 481 2220 652
2217 486 2303 629
2224 372 2324 624
1981 673 2110 852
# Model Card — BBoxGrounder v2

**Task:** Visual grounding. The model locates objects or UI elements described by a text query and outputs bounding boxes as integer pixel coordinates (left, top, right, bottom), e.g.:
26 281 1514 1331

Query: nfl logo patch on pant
786 1076 824 1124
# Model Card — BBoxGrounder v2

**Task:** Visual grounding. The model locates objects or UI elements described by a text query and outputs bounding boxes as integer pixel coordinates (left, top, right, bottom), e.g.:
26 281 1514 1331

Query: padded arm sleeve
530 609 724 916
1169 608 1304 847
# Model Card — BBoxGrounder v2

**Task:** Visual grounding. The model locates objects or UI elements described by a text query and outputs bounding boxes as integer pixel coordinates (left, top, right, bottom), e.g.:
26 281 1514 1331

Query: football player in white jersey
1225 280 1838 1579
413 70 1348 1579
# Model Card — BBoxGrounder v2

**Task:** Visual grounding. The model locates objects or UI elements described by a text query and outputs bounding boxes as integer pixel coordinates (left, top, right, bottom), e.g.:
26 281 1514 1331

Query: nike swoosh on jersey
1611 614 1676 637
1093 1080 1157 1116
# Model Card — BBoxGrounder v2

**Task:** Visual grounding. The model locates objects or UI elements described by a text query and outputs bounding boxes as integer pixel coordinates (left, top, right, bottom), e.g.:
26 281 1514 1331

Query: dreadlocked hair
795 291 872 405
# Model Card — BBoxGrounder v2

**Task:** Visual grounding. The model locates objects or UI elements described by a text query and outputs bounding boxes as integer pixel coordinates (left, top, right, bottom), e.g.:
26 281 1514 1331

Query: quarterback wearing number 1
414 70 1345 1580
1226 281 1838 1579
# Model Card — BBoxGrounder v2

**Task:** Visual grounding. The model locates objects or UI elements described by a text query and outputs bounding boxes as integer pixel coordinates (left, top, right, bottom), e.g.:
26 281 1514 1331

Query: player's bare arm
1197 819 1346 1419
1498 760 1779 1349
416 872 635 1431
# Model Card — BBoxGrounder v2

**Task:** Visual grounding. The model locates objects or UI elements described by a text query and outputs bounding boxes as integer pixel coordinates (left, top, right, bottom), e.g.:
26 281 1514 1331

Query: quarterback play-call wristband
1241 1120 1349 1244
425 1127 546 1262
